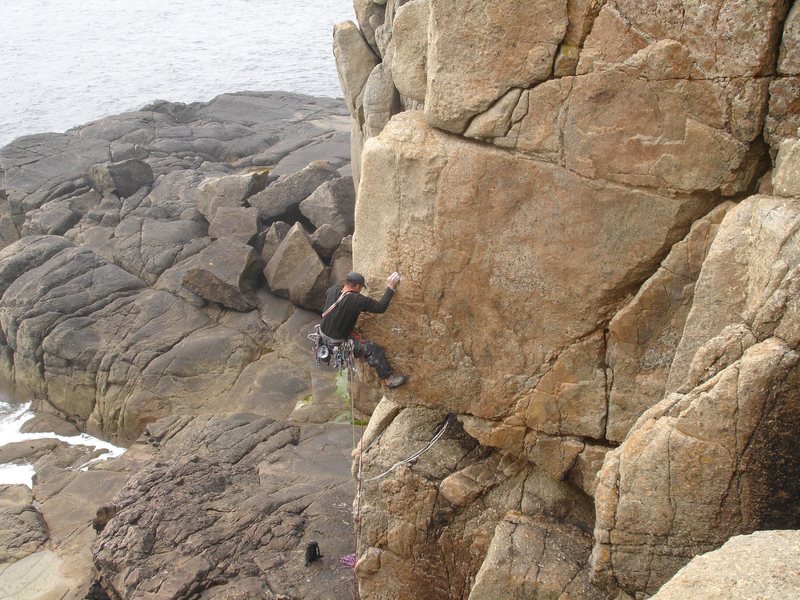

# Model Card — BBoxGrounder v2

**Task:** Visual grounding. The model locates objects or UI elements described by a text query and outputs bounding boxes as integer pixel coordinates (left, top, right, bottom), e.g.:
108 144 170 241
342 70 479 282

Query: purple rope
339 553 357 568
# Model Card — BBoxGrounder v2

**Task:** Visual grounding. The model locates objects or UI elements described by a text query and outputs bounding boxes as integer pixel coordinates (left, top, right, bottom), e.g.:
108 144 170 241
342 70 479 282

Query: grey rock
0 485 48 562
249 160 341 221
89 159 154 198
196 171 271 221
208 206 260 245
182 238 263 311
0 235 73 297
330 235 353 286
264 223 329 311
310 223 344 262
113 217 209 285
92 414 356 600
23 203 80 236
259 221 291 265
299 176 356 236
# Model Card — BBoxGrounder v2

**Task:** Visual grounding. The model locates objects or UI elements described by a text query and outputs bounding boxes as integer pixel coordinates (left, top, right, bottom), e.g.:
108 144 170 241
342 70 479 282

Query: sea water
0 0 355 146
0 397 126 487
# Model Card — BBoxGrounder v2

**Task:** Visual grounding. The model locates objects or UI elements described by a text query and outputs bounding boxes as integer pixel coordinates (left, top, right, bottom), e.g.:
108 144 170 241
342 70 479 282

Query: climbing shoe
385 374 407 388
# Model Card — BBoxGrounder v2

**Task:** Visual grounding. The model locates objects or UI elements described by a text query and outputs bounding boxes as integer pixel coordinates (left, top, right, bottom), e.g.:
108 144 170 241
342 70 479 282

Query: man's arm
356 272 401 314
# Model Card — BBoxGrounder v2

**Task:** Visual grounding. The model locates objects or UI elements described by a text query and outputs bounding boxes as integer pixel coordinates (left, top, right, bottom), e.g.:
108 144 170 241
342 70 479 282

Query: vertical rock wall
335 0 799 598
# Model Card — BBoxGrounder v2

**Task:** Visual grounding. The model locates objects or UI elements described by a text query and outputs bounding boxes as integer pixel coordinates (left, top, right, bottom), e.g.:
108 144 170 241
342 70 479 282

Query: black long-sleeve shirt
320 284 394 340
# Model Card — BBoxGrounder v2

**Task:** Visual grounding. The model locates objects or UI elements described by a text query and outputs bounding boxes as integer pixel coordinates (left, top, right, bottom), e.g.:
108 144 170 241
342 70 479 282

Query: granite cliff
333 0 800 598
0 1 799 599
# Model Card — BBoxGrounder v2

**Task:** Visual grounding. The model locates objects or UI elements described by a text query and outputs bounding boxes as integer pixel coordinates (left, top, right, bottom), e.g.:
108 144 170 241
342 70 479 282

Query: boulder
310 223 344 262
333 21 381 117
196 170 270 221
651 531 800 599
264 223 330 311
181 238 263 311
362 63 402 140
355 112 714 422
208 206 260 245
299 176 356 236
248 161 341 221
23 202 80 236
579 0 787 77
89 159 154 198
765 77 800 155
259 220 291 265
0 485 48 562
779 2 800 75
353 0 386 54
773 137 800 197
354 405 596 600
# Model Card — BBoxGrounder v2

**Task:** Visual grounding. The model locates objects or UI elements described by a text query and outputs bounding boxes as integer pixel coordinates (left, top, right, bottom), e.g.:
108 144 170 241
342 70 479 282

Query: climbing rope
358 413 454 483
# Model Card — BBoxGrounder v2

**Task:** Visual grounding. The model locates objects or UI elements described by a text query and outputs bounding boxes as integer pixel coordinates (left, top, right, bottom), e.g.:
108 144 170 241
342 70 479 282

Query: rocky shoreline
0 91 370 599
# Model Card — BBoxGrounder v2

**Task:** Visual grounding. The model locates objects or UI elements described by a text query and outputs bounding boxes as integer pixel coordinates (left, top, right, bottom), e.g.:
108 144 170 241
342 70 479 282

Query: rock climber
319 270 407 388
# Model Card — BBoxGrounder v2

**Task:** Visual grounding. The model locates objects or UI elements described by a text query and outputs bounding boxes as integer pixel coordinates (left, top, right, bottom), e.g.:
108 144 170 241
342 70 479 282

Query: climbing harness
308 324 356 372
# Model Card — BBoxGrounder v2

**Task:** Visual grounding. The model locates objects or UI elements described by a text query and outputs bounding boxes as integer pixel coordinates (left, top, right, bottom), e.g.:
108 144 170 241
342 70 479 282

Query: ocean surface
0 0 355 147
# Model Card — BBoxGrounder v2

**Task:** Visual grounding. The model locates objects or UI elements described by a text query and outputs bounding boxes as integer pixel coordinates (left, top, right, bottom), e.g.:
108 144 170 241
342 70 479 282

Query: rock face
332 1 800 599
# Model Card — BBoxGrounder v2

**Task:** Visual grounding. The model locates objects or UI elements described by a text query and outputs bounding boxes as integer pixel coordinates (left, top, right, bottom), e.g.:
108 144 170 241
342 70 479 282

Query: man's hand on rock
387 272 401 290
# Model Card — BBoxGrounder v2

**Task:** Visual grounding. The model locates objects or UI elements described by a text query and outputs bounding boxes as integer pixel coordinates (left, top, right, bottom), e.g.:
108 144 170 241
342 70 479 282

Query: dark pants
351 336 392 379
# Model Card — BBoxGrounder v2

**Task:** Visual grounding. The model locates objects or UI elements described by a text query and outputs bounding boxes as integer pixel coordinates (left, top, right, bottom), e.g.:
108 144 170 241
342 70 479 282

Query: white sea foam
0 0 355 146
0 400 125 487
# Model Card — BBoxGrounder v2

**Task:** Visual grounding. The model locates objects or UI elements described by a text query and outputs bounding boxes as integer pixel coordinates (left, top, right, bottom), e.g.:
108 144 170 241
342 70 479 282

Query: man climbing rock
320 271 406 388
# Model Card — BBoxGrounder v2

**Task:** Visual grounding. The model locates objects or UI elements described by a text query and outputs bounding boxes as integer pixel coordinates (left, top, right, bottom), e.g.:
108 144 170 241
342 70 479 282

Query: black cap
345 271 366 287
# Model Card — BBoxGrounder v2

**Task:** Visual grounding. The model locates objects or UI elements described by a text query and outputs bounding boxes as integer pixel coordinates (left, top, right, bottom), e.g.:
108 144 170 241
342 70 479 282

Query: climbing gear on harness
308 324 356 372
